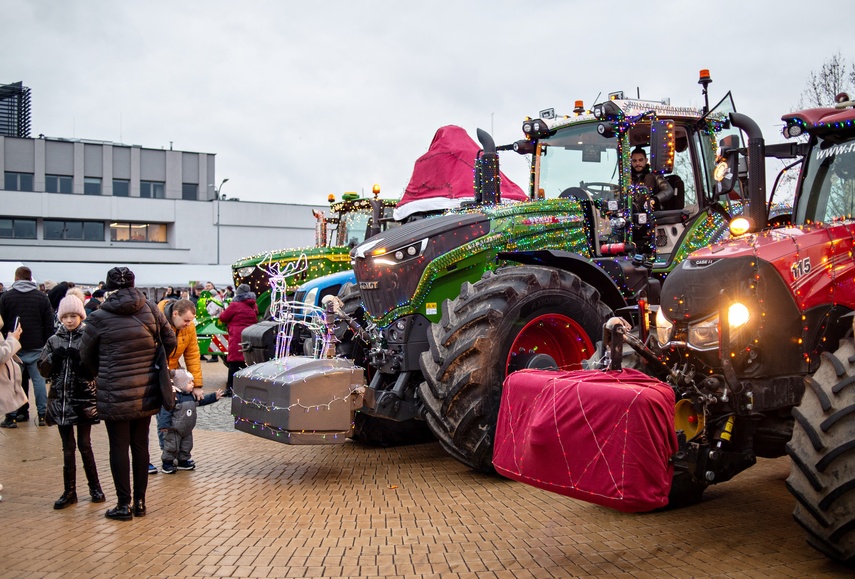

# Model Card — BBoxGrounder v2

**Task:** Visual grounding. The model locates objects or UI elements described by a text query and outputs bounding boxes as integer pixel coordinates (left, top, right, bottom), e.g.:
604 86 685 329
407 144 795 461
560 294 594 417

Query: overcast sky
3 0 852 205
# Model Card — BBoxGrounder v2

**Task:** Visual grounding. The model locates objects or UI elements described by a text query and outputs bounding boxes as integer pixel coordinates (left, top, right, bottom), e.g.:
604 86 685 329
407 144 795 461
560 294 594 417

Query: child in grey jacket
157 369 222 473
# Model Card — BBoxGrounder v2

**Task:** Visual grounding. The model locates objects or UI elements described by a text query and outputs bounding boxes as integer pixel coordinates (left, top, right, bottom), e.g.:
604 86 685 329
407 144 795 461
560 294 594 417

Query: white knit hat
171 369 194 393
57 295 86 320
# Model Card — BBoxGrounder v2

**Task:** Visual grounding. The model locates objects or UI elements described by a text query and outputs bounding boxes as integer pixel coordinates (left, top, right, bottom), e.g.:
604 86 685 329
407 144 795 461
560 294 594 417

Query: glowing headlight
236 266 256 278
688 315 720 351
728 302 750 329
714 160 729 182
729 217 752 237
654 307 674 345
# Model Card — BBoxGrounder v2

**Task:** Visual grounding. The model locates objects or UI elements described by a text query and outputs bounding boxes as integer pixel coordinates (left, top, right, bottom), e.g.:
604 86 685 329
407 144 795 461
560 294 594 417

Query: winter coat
38 324 98 426
84 298 101 316
218 297 259 362
157 300 204 387
157 390 218 436
47 282 70 312
0 326 24 415
80 288 177 422
0 280 55 351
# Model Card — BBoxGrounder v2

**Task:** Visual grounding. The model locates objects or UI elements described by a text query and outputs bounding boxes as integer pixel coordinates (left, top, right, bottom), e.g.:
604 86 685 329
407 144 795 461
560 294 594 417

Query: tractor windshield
333 205 397 247
335 209 372 247
795 135 855 223
538 122 620 199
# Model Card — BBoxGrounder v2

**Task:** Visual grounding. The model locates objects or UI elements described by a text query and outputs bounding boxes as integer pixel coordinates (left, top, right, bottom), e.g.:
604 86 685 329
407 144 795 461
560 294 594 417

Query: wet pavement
0 359 851 577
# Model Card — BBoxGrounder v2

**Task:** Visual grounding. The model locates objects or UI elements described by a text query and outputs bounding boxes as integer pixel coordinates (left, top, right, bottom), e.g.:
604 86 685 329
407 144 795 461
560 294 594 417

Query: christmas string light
496 370 659 500
232 388 363 414
233 417 353 440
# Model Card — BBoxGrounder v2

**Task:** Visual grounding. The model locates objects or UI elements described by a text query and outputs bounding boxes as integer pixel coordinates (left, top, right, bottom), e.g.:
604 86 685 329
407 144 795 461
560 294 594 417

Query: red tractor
494 96 855 563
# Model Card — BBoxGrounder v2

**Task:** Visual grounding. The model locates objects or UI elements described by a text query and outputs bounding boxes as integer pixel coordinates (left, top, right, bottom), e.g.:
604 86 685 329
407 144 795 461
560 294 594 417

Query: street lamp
215 178 229 200
215 178 229 264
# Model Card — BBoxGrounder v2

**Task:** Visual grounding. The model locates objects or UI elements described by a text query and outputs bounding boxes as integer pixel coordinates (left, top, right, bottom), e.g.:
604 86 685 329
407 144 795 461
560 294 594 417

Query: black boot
82 457 105 503
54 467 77 510
133 498 146 517
105 504 133 520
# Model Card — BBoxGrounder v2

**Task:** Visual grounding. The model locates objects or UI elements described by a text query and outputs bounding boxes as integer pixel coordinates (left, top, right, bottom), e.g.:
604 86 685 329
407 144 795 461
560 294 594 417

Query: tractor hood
353 212 491 320
661 222 855 325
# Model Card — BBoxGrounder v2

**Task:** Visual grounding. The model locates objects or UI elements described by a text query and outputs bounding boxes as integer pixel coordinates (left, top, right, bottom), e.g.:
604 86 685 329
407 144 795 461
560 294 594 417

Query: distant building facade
0 133 326 286
0 82 31 138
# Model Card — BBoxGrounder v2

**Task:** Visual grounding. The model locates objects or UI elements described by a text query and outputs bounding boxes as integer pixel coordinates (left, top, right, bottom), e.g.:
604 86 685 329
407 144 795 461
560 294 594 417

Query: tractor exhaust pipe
474 128 502 206
729 112 767 232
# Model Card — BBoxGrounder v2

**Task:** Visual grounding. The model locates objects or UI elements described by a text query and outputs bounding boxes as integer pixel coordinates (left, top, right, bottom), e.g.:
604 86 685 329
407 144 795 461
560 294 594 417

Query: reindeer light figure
263 253 337 363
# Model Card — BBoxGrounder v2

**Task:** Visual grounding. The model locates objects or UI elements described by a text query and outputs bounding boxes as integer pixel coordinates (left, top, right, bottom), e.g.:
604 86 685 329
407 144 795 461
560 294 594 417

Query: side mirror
714 134 740 197
649 120 675 174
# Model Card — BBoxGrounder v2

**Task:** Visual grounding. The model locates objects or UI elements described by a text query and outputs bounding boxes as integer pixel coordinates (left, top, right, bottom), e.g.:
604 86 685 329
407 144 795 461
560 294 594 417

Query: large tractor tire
419 265 612 472
786 338 855 564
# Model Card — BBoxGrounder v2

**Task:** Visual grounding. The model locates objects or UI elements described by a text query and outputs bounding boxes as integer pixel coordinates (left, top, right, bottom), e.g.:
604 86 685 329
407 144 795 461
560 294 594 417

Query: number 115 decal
791 257 811 280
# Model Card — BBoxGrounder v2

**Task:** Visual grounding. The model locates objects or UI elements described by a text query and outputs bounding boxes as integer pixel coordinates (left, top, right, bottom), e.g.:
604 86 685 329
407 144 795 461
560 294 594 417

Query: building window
113 179 130 197
44 220 104 241
140 181 165 199
46 175 73 194
84 177 102 195
4 172 34 192
182 183 197 200
0 218 37 239
110 222 167 243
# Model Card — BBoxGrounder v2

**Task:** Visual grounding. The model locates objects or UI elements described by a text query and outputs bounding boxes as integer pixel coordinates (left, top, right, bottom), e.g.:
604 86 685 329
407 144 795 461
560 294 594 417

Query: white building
0 134 326 287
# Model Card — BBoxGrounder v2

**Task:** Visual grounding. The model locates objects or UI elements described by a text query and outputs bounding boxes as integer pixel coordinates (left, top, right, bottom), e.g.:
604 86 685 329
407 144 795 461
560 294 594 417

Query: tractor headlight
728 302 750 329
688 315 720 351
372 239 428 266
654 307 674 345
686 303 751 351
236 266 256 278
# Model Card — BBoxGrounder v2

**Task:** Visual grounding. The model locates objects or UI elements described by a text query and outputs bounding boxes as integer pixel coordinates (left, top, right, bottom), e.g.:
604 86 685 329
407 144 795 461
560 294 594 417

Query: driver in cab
630 147 674 211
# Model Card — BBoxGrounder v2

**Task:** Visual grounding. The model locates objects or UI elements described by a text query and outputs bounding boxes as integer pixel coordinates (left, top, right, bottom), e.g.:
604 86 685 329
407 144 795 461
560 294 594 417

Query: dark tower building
0 81 32 138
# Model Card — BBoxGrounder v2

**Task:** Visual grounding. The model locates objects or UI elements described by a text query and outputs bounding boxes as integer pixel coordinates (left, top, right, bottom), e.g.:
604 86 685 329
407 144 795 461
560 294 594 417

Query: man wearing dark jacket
80 267 177 520
0 266 56 427
630 147 674 211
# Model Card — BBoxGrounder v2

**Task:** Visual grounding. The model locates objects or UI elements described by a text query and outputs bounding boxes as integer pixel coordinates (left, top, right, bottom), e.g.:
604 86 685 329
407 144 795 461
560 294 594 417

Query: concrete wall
1 135 328 267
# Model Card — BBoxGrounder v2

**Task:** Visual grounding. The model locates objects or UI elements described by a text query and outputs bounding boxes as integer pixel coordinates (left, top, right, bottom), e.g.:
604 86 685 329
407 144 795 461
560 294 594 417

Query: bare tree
799 51 855 108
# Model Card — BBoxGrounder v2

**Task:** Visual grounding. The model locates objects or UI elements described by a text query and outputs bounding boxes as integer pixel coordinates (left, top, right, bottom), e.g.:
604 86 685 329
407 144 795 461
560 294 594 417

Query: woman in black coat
39 295 104 509
80 267 177 520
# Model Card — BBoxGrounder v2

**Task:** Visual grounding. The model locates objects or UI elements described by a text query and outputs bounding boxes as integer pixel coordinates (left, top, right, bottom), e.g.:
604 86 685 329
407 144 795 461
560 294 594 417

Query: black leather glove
66 349 80 363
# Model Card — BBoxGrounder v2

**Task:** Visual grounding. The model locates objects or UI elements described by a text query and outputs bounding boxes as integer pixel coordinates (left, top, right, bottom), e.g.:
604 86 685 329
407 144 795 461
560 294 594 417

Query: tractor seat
659 174 685 211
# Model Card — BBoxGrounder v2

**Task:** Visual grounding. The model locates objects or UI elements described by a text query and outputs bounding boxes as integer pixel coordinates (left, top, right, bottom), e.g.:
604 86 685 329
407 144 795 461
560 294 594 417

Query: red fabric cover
493 368 677 512
397 125 528 207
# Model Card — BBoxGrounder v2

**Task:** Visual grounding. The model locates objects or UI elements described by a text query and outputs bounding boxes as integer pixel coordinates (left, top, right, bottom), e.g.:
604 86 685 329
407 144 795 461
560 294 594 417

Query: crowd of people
0 266 252 521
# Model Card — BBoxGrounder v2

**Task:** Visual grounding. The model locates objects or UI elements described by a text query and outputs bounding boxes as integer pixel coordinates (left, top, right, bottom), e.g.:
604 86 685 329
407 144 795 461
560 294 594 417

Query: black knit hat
105 267 135 290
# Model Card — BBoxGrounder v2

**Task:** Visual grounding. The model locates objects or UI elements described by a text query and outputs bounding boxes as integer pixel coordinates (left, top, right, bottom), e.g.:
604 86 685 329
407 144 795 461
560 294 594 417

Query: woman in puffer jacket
38 295 104 510
80 267 177 521
217 284 258 397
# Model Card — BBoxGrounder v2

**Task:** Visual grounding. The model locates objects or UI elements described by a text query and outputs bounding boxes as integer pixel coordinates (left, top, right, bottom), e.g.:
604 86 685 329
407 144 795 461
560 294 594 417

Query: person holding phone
0 266 55 428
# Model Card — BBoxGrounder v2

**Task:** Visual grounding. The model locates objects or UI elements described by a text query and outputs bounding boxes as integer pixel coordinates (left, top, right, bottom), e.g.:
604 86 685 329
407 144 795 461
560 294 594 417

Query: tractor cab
516 86 752 269
320 188 399 249
785 97 855 223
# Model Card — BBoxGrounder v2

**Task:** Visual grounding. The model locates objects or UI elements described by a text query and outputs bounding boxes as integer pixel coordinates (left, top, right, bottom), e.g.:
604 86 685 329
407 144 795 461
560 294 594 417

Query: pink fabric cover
493 368 677 512
398 125 528 207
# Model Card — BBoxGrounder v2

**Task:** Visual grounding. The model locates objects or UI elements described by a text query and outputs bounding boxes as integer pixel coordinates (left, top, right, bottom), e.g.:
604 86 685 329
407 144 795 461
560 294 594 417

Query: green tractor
196 189 398 360
349 85 765 451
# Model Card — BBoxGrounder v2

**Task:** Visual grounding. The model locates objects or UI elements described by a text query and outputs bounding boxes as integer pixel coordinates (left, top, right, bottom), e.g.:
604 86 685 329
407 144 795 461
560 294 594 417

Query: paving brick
1 361 854 578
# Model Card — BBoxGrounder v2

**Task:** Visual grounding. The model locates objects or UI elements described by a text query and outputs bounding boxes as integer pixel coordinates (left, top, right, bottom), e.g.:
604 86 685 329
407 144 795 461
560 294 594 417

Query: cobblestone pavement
0 359 852 577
